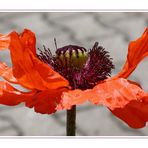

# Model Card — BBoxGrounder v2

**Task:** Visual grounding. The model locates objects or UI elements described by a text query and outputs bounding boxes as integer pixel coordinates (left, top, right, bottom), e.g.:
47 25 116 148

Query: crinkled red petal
116 27 148 78
0 80 65 114
58 78 148 128
0 34 17 83
110 95 148 128
19 29 36 55
58 78 146 110
9 30 69 90
0 62 18 83
0 29 69 90
0 34 10 50
25 87 68 114
0 81 36 106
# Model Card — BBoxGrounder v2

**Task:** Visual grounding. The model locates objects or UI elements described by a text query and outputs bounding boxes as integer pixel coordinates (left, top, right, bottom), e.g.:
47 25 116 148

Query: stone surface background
0 12 148 136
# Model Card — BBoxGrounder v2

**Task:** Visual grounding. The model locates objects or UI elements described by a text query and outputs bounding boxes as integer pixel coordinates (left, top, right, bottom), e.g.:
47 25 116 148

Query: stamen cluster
37 42 114 89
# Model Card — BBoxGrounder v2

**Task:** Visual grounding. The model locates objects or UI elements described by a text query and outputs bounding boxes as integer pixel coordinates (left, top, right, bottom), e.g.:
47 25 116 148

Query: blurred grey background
0 12 148 136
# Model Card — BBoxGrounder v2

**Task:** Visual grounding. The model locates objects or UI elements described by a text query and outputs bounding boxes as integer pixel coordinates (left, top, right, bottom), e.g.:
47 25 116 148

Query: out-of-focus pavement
0 12 148 136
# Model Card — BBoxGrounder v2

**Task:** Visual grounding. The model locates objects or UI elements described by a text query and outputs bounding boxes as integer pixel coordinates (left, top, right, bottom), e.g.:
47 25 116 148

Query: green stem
66 105 76 136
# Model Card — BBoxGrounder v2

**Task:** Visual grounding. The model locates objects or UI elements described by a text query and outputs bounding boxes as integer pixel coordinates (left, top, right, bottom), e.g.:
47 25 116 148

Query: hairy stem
66 105 76 136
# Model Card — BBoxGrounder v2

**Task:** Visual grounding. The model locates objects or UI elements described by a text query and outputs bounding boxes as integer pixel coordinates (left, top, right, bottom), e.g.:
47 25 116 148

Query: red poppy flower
0 28 148 128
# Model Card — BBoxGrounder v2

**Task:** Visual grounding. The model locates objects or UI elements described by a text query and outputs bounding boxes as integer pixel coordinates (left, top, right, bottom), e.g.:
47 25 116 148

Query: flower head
0 28 148 128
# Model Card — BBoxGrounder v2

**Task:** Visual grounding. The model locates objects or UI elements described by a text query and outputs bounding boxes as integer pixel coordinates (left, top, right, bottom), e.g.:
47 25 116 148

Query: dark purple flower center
37 42 114 90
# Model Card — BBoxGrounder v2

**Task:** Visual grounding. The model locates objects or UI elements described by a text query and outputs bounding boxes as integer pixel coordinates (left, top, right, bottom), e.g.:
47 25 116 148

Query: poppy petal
116 27 148 78
110 95 148 128
0 34 18 83
58 78 146 109
10 30 69 90
19 29 36 55
0 29 69 90
25 87 68 114
0 34 10 50
0 80 65 114
58 78 148 128
56 89 88 110
0 62 18 83
0 81 36 106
